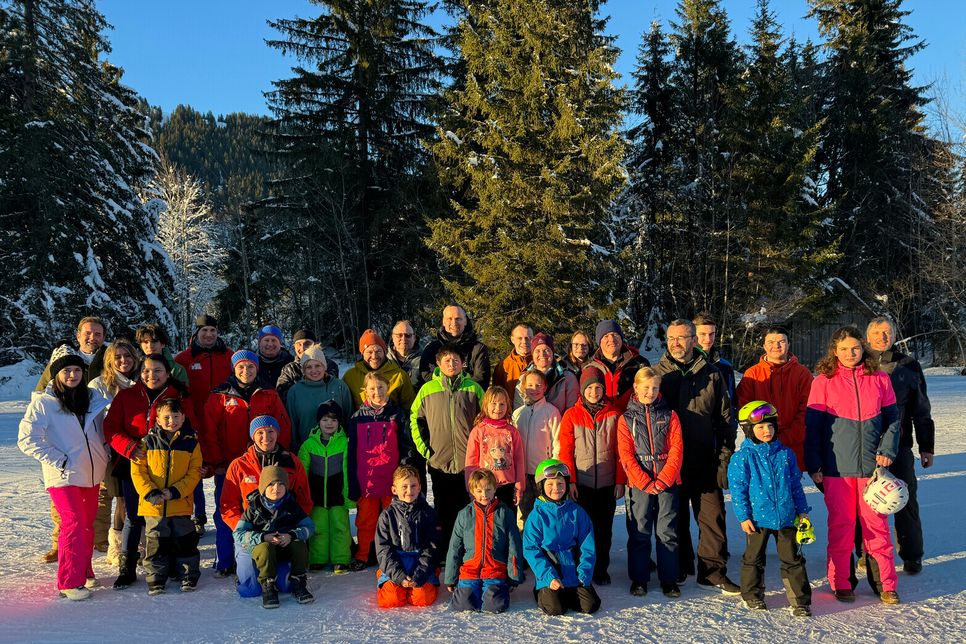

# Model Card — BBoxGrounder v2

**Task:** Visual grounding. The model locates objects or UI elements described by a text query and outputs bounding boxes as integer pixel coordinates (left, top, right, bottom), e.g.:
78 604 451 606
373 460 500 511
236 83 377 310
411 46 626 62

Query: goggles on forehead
738 401 778 424
540 463 570 480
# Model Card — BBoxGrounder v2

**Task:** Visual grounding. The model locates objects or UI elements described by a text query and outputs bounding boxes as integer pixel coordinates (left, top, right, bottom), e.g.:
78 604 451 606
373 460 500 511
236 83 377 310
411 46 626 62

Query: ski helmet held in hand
863 467 909 515
794 516 815 545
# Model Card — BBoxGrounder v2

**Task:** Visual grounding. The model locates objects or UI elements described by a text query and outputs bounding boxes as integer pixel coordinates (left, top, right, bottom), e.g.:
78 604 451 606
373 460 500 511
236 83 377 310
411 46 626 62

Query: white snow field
1 369 964 643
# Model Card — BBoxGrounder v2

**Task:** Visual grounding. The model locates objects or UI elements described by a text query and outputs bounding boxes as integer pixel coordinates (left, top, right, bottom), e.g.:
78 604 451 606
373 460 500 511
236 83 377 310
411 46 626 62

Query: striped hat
231 350 259 369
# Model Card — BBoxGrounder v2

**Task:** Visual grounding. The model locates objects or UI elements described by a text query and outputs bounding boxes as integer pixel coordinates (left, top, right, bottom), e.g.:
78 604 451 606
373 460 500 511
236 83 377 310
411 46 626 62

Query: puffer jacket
417 319 492 389
583 345 650 411
444 500 524 585
736 353 813 471
511 397 561 476
514 362 579 415
375 495 441 587
233 490 315 553
103 381 198 460
131 422 202 517
805 364 900 478
202 378 292 469
464 418 526 489
285 375 354 452
728 438 809 530
558 398 625 489
342 359 416 413
522 497 596 590
174 336 233 424
297 427 352 509
348 401 411 499
220 445 312 529
410 369 484 474
617 395 683 492
19 386 110 489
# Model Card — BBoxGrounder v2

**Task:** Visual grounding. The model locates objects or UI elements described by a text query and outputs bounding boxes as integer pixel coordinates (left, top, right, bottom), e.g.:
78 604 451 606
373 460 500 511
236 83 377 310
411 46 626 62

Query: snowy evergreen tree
429 0 626 350
0 0 174 360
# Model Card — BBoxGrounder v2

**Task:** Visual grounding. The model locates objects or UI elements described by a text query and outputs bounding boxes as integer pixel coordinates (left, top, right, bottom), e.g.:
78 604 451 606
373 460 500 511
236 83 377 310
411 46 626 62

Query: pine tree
428 0 626 350
0 0 174 360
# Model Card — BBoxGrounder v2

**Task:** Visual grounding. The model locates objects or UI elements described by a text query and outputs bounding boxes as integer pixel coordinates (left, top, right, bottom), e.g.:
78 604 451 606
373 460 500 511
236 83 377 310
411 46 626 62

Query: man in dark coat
417 305 491 389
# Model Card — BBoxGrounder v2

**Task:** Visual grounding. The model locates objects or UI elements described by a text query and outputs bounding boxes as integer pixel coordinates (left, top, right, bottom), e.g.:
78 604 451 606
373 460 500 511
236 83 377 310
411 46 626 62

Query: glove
717 450 732 490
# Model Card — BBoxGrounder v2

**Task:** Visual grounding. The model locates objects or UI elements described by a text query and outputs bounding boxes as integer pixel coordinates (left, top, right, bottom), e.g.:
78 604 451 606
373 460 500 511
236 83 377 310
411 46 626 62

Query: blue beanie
595 320 623 346
249 415 280 438
258 325 284 341
231 350 259 369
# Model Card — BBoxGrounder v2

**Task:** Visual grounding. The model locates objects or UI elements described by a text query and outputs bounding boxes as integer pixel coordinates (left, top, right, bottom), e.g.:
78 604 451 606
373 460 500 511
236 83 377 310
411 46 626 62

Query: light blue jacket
523 497 595 590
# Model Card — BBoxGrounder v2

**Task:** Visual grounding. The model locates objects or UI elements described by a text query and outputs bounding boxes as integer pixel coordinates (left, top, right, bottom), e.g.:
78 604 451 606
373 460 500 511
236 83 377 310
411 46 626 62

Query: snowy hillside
1 375 964 643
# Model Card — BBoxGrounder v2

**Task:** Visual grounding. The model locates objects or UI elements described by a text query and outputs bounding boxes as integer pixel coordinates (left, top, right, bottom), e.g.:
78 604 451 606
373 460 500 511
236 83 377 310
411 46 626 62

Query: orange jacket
492 351 531 397
617 396 683 493
558 398 626 488
202 380 292 469
735 355 813 471
219 444 312 530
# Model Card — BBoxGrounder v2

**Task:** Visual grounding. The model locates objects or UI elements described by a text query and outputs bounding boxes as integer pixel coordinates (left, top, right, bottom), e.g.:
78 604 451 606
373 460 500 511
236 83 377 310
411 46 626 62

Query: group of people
18 305 935 618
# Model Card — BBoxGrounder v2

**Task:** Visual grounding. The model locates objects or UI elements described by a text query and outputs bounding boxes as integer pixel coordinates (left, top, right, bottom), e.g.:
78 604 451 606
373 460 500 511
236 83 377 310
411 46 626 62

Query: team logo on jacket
243 475 257 484
226 399 238 407
191 363 202 371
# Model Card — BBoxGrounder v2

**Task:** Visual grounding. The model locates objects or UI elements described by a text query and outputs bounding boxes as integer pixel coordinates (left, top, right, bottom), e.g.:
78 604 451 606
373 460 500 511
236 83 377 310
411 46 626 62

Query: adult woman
285 344 353 452
19 346 110 600
103 353 195 589
88 339 141 564
805 326 900 604
561 331 594 375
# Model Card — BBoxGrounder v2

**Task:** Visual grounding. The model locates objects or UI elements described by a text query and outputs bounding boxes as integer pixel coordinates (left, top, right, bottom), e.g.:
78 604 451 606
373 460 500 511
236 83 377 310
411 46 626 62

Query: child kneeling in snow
375 465 442 608
728 401 812 617
233 466 315 608
445 468 524 612
523 459 600 616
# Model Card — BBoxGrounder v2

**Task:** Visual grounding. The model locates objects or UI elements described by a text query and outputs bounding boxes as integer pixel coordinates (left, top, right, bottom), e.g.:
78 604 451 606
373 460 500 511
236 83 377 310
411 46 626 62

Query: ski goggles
540 463 570 480
738 401 778 424
795 516 815 545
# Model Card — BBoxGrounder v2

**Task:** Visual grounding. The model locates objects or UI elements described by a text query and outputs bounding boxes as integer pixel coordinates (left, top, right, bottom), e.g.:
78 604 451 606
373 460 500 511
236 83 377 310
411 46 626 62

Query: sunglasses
739 402 778 424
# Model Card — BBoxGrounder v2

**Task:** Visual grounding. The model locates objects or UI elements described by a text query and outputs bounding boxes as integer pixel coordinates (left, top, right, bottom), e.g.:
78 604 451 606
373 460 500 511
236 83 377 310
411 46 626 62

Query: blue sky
99 0 965 128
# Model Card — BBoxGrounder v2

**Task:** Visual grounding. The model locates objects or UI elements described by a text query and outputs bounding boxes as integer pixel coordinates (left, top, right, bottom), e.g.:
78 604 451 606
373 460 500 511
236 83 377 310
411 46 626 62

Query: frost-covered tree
0 0 174 360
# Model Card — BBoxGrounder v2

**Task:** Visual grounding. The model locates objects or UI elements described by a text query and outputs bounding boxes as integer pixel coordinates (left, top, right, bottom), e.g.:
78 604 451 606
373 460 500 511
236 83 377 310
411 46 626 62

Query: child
465 386 525 509
729 400 812 617
445 469 524 612
523 459 600 616
558 368 624 586
617 367 683 597
130 398 203 595
297 400 353 573
410 343 484 551
348 372 413 570
374 465 442 608
511 370 561 523
233 466 315 608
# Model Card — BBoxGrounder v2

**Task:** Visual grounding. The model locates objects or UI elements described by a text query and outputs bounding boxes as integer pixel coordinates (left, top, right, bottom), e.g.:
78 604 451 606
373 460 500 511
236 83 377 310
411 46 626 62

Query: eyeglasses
738 402 778 424
539 463 570 480
571 342 590 349
667 335 693 343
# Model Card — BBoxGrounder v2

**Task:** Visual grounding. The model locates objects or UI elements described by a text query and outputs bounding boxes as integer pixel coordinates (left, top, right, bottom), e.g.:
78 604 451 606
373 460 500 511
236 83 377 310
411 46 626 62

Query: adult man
417 305 491 389
255 325 296 389
386 320 422 387
34 316 108 391
583 320 649 411
492 324 533 396
866 317 935 575
653 318 738 593
276 329 339 402
735 326 813 471
342 329 417 411
693 313 737 429
135 323 188 386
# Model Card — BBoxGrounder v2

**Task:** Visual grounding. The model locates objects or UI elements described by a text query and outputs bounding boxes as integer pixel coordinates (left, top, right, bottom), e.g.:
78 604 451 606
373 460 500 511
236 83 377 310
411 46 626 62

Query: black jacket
418 319 491 389
873 349 935 453
375 495 441 586
257 347 296 391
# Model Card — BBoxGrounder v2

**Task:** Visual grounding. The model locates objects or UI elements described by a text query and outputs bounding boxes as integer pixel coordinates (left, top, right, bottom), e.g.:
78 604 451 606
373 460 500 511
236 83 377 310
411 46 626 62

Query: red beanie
358 329 387 354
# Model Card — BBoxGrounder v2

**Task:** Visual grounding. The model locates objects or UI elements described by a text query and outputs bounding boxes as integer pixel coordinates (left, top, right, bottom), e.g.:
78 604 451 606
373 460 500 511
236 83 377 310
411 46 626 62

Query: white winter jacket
512 397 561 475
19 386 111 489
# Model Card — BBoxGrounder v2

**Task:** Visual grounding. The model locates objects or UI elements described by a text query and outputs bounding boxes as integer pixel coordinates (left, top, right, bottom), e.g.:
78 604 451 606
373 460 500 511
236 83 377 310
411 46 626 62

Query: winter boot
147 581 166 596
106 528 122 567
290 575 315 604
113 554 138 589
42 548 58 564
261 579 280 609
59 586 91 601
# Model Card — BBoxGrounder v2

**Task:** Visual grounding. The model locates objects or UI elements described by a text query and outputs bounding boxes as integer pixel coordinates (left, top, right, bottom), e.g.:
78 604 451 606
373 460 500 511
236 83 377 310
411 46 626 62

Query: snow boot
290 575 315 604
113 554 138 589
105 528 122 567
792 605 812 617
59 586 91 601
630 582 647 597
42 548 58 564
261 579 280 609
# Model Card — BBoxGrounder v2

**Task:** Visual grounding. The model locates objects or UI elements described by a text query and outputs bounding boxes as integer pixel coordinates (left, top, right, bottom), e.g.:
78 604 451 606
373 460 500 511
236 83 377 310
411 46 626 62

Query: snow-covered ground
1 370 964 643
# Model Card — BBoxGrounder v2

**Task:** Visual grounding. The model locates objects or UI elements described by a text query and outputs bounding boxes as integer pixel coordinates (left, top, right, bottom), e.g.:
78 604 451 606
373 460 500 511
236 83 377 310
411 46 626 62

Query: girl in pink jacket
465 386 525 509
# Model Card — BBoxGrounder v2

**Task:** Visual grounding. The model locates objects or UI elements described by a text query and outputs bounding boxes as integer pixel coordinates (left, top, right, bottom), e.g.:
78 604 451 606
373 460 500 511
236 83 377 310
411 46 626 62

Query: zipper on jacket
162 431 174 517
852 369 864 475
592 411 599 489
82 415 95 487
479 504 488 579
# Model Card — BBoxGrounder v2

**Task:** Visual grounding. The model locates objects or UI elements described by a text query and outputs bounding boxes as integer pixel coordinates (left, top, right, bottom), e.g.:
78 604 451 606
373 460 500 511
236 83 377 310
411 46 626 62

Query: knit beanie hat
195 314 218 329
595 320 623 346
259 465 288 495
300 344 328 367
579 367 605 392
49 345 86 377
258 325 284 341
231 350 259 369
531 332 554 354
249 415 280 439
293 329 317 342
358 328 387 354
316 399 345 427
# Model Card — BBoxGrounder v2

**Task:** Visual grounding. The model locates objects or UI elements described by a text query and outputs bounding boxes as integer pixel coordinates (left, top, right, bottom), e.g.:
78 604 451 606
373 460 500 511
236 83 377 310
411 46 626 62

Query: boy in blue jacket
728 401 812 617
445 468 524 612
523 459 600 616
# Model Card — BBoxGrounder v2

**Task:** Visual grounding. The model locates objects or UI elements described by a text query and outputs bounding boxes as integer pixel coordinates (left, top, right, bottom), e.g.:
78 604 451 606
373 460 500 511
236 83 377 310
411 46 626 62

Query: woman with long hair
805 326 901 604
19 346 111 600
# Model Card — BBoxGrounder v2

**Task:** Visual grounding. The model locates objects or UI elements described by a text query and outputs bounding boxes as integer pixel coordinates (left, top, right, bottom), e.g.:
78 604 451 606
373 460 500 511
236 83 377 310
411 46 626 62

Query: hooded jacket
342 359 417 413
805 364 900 478
375 495 441 587
464 417 526 489
202 378 292 468
19 386 110 489
511 396 561 476
103 381 197 460
174 336 233 423
736 353 813 472
297 426 352 509
220 444 312 530
728 437 809 530
444 499 524 586
411 369 484 474
522 496 596 590
617 395 683 492
131 422 203 517
233 490 315 553
285 375 353 452
348 400 413 499
418 319 492 389
583 345 650 411
558 397 625 489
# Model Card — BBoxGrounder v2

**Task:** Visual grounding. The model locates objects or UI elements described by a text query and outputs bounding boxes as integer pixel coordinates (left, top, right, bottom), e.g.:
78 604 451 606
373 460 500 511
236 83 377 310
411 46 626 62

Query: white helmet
863 467 909 515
